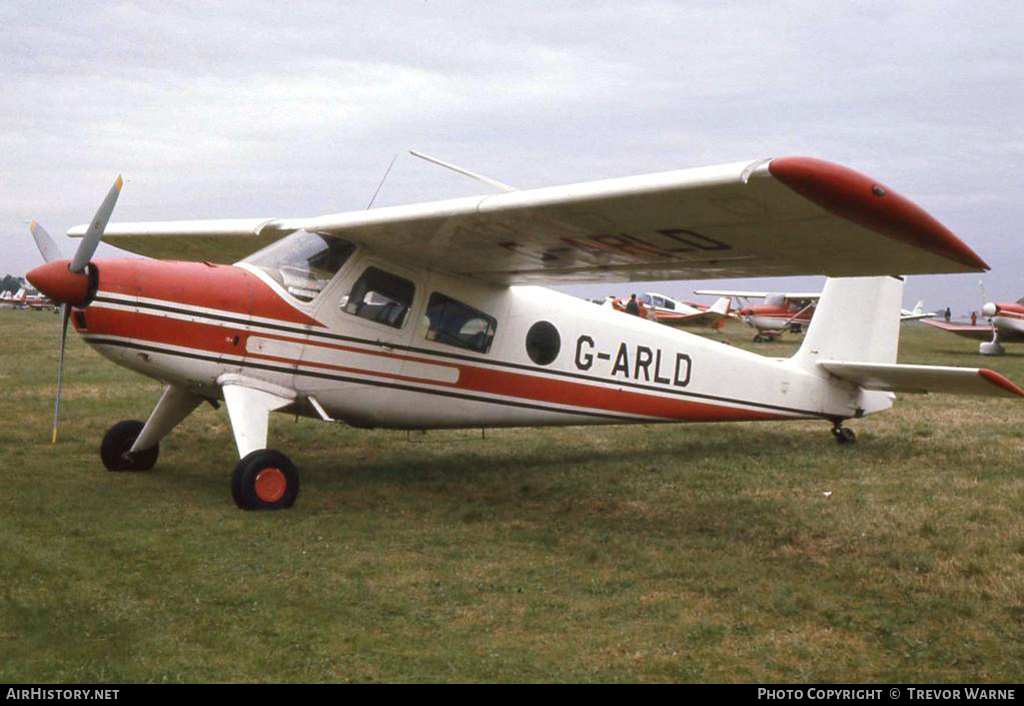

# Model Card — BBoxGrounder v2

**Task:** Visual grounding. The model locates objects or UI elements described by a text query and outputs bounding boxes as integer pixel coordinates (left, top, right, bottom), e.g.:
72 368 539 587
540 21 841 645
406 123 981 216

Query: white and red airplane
694 289 819 341
923 298 1024 355
0 286 53 311
26 156 1023 511
0 288 20 307
697 290 935 342
608 292 732 329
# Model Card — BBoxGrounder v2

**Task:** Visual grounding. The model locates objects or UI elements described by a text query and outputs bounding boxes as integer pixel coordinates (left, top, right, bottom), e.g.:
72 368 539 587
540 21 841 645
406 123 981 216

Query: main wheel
100 419 159 471
231 449 300 510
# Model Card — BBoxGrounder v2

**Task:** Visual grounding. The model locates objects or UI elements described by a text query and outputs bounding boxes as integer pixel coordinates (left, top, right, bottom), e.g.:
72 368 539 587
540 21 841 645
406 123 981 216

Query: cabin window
244 230 356 302
425 293 497 353
340 267 415 329
525 321 560 366
639 293 652 306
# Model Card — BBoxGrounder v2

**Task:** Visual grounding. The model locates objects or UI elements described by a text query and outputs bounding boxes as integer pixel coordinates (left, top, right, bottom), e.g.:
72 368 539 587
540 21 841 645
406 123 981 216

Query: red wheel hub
254 467 287 503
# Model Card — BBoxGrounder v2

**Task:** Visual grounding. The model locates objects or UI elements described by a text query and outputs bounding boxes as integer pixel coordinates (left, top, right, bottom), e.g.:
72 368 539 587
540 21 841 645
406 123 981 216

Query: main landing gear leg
219 375 299 511
831 419 856 444
101 384 203 471
980 331 1004 356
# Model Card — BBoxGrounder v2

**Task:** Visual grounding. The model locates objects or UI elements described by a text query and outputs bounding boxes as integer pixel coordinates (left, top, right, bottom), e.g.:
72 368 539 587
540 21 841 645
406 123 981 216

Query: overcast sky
3 1 1021 314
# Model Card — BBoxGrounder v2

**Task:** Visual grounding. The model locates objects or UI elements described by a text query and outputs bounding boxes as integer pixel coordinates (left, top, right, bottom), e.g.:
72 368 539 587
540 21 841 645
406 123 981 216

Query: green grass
1 310 1022 683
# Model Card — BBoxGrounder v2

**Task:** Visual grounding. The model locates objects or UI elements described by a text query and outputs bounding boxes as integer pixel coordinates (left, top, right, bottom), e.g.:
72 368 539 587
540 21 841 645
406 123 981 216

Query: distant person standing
625 293 640 317
971 311 978 326
945 307 951 322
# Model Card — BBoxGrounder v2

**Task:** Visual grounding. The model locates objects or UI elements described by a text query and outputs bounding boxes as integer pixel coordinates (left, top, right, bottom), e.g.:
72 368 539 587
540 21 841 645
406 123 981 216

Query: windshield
244 230 356 302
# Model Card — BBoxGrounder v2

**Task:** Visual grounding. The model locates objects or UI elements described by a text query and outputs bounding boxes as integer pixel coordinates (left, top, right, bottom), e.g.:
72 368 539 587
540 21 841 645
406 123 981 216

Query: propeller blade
69 175 123 274
29 221 65 263
51 303 70 444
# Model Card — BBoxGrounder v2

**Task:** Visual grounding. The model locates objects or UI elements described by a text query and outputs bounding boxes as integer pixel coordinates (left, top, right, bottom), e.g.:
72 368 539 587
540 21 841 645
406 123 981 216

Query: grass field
1 309 1022 683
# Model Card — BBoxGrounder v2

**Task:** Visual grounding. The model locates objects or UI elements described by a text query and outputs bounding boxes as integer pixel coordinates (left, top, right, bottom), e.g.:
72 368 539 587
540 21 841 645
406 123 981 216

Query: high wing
921 319 999 341
70 156 987 285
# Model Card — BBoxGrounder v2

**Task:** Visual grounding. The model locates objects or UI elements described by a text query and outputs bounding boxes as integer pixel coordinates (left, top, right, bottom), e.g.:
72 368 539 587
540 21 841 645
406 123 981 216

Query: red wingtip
978 369 1024 397
768 156 988 272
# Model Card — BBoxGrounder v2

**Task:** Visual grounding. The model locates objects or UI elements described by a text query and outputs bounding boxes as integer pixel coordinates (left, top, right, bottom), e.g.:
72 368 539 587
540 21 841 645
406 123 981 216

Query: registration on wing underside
471 226 736 272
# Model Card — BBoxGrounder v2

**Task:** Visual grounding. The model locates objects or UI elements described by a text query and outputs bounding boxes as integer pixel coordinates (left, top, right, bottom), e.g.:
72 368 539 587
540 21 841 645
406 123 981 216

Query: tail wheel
231 449 300 510
831 425 857 444
100 419 159 471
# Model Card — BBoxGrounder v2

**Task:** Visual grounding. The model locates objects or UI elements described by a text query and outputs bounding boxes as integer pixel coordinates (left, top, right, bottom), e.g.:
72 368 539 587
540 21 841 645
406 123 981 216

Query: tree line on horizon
2 274 25 294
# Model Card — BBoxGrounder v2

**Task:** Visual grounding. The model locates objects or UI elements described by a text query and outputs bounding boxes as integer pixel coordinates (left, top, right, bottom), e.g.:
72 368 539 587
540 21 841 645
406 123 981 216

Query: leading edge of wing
67 217 287 263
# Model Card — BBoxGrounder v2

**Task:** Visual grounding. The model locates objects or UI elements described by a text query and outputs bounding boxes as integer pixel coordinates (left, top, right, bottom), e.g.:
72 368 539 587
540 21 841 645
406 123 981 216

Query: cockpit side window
244 230 356 302
340 267 415 329
424 293 497 354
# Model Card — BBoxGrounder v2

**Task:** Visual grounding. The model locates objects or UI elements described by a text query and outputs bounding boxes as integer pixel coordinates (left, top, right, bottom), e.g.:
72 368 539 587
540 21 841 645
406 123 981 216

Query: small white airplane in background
923 297 1024 355
25 155 1022 511
609 292 732 329
0 287 53 310
694 290 819 341
0 289 17 307
900 301 935 322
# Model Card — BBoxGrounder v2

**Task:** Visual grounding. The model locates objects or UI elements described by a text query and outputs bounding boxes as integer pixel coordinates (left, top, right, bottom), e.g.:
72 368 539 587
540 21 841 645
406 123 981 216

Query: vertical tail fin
793 276 903 368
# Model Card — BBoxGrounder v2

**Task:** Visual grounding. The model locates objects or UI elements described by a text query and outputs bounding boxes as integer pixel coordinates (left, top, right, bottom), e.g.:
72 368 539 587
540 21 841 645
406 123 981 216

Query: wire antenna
409 150 517 192
366 154 399 209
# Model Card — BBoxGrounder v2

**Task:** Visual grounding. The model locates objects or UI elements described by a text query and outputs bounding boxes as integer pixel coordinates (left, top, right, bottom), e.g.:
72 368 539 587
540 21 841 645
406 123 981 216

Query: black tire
100 419 159 471
231 449 299 510
834 427 857 444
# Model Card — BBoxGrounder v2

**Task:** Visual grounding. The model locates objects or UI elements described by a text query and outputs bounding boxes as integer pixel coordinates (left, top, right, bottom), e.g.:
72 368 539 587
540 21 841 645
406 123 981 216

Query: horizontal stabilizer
819 361 1024 397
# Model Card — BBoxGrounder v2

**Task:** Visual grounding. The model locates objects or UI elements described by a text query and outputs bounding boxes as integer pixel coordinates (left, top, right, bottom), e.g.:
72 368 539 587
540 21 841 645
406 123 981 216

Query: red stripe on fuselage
84 304 795 423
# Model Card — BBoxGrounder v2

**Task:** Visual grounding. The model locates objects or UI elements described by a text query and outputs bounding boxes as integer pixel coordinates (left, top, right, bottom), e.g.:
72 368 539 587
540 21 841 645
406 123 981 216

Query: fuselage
65 248 877 430
990 301 1024 341
740 303 814 334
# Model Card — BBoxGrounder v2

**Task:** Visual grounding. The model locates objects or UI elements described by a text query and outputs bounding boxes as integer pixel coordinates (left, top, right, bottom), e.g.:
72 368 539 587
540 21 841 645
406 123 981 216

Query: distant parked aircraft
694 290 819 342
923 297 1024 355
609 292 732 329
